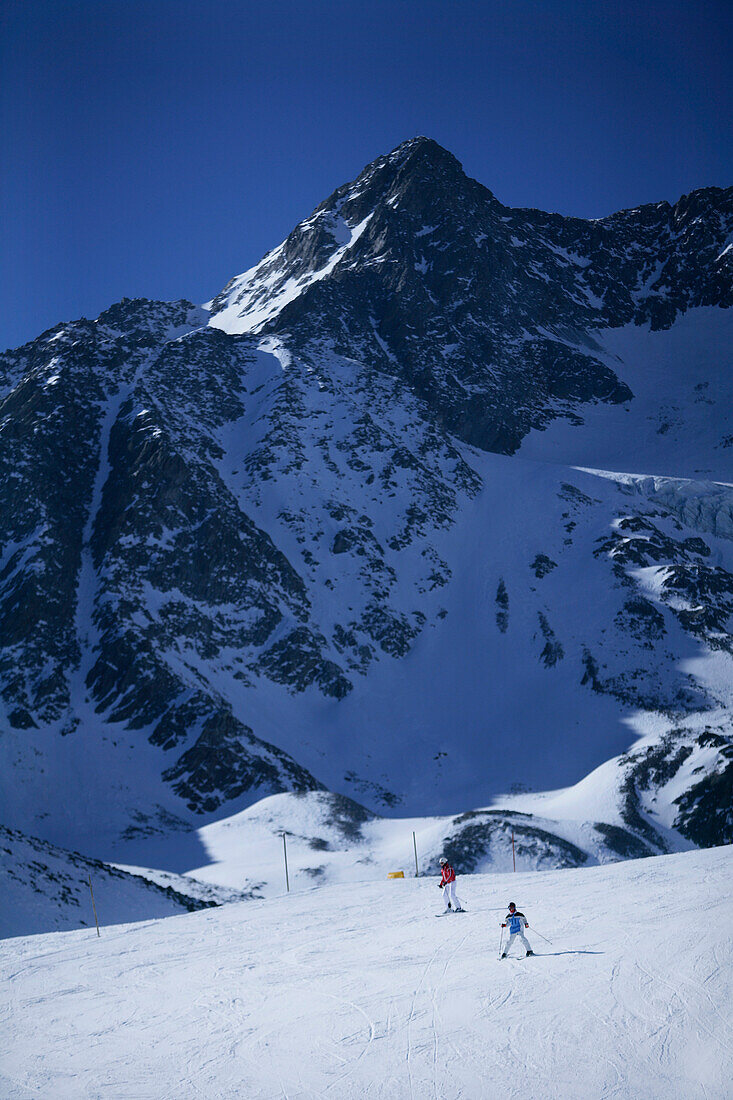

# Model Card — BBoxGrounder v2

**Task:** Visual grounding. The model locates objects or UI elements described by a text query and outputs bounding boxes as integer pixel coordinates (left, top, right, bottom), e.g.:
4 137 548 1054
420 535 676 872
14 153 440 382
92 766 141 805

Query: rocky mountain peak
207 138 495 334
208 139 732 453
380 135 471 194
334 136 476 212
329 137 498 258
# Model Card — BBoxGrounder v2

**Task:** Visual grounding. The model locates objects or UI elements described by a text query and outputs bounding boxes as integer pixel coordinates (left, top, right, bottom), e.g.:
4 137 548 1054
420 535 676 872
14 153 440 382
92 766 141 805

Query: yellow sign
387 871 405 879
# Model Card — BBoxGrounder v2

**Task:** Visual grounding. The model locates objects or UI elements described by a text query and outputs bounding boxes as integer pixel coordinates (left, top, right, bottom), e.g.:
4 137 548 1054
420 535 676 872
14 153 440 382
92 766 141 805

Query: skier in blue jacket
500 902 534 958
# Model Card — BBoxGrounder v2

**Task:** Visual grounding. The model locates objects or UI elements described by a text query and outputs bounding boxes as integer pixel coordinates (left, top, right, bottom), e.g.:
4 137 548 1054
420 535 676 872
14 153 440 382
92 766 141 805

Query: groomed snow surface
2 846 732 1099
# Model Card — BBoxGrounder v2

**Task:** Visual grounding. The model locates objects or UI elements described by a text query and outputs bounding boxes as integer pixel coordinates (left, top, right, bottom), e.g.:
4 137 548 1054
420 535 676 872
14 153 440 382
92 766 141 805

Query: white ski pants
504 929 531 955
442 882 462 910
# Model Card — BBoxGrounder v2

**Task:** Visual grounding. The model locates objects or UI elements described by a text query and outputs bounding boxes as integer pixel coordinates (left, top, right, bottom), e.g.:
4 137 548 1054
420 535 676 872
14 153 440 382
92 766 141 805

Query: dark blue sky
2 0 731 350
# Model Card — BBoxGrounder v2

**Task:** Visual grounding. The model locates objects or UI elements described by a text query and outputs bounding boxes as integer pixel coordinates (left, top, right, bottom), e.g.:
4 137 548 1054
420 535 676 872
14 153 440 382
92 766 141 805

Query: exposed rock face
438 810 590 873
0 292 481 825
1 138 731 863
211 137 733 453
618 725 733 850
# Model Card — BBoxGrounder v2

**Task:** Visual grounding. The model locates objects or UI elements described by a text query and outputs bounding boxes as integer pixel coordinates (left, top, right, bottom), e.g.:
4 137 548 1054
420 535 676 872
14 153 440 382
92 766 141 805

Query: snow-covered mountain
1 138 731 930
3 845 732 1098
0 824 245 938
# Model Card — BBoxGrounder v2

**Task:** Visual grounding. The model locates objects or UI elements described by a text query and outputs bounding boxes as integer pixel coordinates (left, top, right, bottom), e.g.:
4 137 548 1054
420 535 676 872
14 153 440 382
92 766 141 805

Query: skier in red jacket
438 857 464 913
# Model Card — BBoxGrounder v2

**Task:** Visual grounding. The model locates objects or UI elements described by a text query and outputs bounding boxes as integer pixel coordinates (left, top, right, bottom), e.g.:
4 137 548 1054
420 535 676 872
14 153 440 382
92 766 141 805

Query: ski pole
498 927 504 959
531 927 553 945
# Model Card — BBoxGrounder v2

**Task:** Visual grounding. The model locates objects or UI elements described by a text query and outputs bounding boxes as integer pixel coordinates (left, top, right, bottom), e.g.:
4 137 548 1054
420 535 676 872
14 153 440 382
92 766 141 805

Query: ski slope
2 846 731 1099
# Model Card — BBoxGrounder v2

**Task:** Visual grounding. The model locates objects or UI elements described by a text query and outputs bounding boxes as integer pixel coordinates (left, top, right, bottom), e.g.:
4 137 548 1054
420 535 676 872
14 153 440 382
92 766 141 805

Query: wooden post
282 832 290 893
412 831 419 877
88 873 100 937
512 830 516 872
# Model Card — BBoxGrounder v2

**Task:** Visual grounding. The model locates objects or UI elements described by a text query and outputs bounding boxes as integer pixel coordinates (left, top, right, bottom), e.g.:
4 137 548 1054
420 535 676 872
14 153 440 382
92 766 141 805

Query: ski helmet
439 857 448 865
508 901 516 909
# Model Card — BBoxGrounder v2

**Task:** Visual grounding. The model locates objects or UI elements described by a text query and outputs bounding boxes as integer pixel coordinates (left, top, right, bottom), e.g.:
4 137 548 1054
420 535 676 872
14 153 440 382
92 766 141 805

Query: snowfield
2 846 732 1099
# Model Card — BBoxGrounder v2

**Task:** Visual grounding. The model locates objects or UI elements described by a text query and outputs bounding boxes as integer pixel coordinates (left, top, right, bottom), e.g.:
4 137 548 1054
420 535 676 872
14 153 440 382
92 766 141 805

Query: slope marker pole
512 830 516 872
88 873 100 937
412 831 419 877
282 832 290 893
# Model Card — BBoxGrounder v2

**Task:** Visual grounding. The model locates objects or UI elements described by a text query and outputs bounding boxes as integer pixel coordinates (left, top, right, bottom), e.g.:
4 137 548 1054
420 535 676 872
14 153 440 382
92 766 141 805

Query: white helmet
439 857 448 865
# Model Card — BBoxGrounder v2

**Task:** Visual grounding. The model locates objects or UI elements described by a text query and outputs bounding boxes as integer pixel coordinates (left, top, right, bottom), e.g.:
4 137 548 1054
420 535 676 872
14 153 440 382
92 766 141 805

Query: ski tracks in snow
272 933 378 1097
3 851 732 1099
634 959 733 1059
405 922 473 1100
583 949 733 1099
317 989 376 1096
